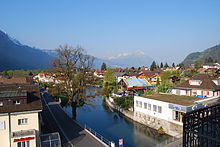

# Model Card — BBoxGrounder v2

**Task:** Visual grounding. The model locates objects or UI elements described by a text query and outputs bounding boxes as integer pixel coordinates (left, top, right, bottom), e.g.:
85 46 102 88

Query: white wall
134 96 182 125
0 111 40 147
0 114 10 147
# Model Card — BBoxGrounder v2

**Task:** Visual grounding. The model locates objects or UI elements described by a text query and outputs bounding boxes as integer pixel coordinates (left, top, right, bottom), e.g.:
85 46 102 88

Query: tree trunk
71 101 77 120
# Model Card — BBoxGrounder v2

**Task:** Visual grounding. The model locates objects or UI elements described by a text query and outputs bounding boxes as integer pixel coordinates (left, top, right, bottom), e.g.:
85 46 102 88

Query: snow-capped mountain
103 51 154 68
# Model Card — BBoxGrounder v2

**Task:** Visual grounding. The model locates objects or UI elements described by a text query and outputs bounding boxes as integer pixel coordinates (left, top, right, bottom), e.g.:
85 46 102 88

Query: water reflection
63 87 171 147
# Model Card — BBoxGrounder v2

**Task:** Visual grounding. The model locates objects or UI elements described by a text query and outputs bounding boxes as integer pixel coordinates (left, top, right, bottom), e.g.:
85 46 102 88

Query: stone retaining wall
106 97 182 137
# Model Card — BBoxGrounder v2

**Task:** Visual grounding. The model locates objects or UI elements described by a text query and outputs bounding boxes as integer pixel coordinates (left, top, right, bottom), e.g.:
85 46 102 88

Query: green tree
52 45 94 119
101 62 107 70
160 62 164 68
194 60 202 69
164 62 169 68
204 57 214 63
177 63 184 68
183 70 198 78
102 68 117 97
156 78 160 86
161 70 180 83
157 81 173 93
172 63 175 67
150 61 157 71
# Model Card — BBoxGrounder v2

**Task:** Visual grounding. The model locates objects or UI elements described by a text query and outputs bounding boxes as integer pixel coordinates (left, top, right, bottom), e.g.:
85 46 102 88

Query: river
63 87 172 147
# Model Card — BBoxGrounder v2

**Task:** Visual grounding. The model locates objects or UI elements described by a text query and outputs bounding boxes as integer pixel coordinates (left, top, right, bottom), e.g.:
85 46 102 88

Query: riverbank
105 97 182 137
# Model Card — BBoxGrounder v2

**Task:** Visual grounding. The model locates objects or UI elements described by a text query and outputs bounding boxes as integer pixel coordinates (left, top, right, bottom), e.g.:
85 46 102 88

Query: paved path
41 91 107 147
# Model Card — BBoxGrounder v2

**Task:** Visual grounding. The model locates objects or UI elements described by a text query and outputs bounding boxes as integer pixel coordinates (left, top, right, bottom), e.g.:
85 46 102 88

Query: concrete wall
11 112 39 147
134 96 183 126
0 114 10 147
133 111 182 136
0 111 40 147
106 97 182 137
11 112 39 132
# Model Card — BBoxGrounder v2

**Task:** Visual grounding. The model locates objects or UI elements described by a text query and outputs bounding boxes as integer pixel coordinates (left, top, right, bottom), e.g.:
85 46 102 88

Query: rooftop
0 76 33 84
175 74 220 91
142 94 203 106
125 78 151 86
0 90 27 98
0 84 42 113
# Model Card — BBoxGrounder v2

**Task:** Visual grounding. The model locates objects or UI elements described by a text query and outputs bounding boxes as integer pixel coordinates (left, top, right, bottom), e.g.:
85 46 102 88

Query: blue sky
0 0 220 64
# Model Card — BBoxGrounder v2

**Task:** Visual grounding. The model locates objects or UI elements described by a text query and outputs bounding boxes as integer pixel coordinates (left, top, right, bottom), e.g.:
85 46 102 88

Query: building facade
172 74 220 97
0 80 42 147
133 95 220 136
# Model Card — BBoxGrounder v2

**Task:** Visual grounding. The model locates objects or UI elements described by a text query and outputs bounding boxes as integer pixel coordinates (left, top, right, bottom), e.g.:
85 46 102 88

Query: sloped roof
0 76 33 84
0 84 42 113
175 74 220 91
125 78 151 86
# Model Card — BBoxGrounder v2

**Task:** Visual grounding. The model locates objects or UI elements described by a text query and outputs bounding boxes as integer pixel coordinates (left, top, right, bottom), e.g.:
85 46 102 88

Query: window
0 121 5 130
153 105 157 112
139 101 142 108
18 118 28 125
144 103 147 109
136 100 139 107
13 100 20 105
173 111 184 122
148 104 151 110
17 141 30 147
0 101 3 106
158 106 162 113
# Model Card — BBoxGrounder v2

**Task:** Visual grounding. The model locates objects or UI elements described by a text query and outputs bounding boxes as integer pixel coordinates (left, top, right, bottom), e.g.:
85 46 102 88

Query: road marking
41 93 74 147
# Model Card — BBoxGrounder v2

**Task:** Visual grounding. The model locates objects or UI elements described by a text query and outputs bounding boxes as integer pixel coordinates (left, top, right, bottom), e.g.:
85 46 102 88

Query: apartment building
0 77 42 147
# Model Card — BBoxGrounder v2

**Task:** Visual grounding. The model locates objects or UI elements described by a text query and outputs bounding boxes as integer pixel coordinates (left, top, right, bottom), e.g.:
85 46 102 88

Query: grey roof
0 90 27 98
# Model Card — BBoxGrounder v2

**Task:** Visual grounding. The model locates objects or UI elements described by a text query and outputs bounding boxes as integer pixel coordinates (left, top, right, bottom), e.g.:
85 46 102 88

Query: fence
156 133 182 147
40 132 61 147
84 124 113 147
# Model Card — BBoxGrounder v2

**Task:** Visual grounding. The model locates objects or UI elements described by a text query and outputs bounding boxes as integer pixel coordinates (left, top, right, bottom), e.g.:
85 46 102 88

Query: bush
114 96 134 110
157 126 165 135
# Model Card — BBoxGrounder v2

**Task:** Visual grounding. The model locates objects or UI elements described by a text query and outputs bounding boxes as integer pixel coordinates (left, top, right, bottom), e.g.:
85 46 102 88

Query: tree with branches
52 45 94 119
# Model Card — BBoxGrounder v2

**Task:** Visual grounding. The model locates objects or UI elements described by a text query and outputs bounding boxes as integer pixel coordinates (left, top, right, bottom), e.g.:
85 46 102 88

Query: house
137 70 162 86
172 74 220 97
0 81 42 147
119 78 152 92
203 63 220 69
114 72 125 82
33 73 55 83
93 70 105 78
122 72 140 79
134 94 220 136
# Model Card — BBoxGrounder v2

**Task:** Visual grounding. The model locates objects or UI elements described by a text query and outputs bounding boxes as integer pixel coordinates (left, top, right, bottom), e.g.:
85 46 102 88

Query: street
41 91 107 147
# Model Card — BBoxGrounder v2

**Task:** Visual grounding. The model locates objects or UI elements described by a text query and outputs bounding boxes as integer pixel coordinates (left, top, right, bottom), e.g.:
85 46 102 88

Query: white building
203 63 220 69
33 73 55 83
0 84 42 147
133 94 220 135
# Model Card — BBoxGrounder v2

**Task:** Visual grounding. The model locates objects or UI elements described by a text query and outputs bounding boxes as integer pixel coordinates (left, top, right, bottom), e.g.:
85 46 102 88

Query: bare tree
53 45 94 119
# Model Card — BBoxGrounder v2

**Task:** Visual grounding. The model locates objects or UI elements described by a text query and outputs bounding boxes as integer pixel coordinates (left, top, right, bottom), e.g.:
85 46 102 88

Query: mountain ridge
0 30 52 71
182 44 220 65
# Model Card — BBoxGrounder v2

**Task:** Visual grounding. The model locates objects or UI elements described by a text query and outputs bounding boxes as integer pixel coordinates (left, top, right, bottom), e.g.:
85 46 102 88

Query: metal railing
40 132 61 147
84 124 112 146
156 133 182 147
